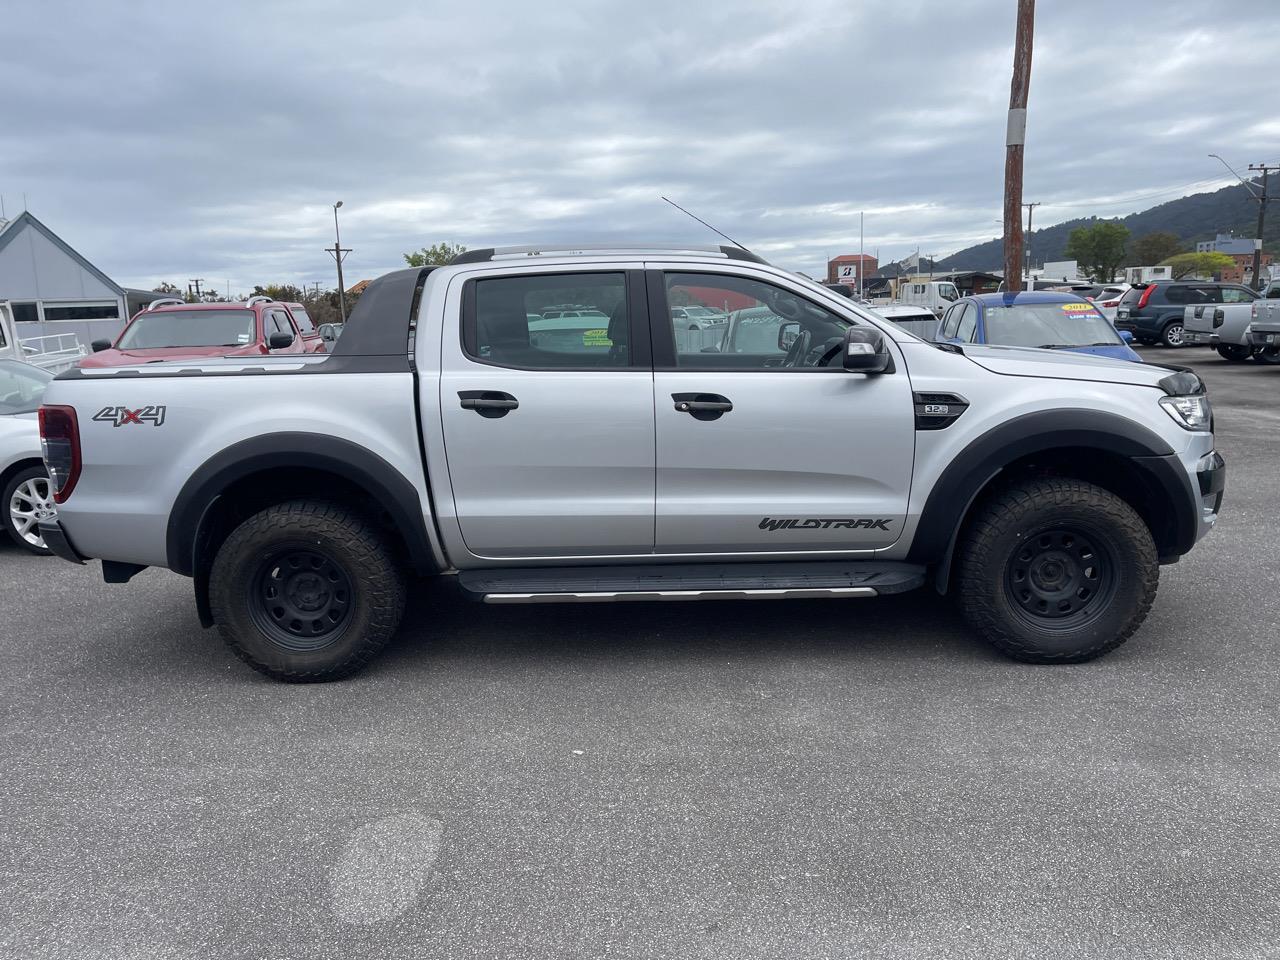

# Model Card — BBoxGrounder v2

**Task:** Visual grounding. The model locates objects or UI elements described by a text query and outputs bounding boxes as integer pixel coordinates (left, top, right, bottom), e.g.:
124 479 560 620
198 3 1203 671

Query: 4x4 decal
92 405 167 427
759 517 893 531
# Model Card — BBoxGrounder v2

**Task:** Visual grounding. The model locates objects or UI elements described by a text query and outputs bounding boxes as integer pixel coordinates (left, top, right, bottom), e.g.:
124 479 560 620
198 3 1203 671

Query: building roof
0 211 124 296
828 253 876 262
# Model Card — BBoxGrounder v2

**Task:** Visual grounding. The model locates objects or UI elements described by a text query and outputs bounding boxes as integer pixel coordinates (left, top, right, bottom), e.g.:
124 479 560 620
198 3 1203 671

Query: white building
0 211 166 347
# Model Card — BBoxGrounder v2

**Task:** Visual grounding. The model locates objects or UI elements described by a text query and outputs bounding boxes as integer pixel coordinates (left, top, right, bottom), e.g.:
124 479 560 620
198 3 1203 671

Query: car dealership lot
1 348 1277 959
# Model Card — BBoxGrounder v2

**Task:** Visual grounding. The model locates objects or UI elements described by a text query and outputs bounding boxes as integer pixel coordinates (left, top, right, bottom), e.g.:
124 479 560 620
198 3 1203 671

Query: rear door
648 266 914 555
437 266 656 559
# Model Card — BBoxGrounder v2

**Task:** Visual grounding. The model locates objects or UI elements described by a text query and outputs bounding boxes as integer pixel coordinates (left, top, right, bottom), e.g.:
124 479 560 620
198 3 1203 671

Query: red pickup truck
81 297 326 368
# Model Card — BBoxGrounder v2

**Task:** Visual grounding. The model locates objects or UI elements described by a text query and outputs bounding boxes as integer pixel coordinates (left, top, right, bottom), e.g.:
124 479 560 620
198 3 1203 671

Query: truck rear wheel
957 478 1157 663
209 500 407 682
1217 344 1252 362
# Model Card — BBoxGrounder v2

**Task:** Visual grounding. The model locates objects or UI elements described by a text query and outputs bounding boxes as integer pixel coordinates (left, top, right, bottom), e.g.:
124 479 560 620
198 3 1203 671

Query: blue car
935 291 1142 362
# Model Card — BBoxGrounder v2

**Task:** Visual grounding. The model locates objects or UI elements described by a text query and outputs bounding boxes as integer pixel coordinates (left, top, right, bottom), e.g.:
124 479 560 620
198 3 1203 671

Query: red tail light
1136 285 1155 309
38 405 81 503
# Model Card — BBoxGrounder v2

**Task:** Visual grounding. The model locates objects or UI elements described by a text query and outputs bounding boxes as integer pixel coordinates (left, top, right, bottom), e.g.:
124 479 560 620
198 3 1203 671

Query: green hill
937 181 1274 272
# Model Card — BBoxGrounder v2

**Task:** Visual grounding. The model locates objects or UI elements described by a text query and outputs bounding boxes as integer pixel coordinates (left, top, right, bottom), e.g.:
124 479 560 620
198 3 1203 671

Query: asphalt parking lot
1 347 1277 959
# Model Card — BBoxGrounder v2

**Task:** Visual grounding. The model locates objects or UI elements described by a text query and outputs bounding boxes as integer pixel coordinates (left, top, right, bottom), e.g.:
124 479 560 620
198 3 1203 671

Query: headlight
1159 394 1212 430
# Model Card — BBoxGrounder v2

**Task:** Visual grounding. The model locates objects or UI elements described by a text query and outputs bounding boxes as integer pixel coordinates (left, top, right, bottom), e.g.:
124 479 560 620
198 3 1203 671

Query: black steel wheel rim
249 548 354 650
1003 526 1117 630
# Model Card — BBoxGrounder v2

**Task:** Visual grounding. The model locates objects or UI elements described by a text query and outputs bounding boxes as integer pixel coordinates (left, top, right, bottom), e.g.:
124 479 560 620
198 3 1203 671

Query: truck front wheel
209 500 407 682
957 478 1157 663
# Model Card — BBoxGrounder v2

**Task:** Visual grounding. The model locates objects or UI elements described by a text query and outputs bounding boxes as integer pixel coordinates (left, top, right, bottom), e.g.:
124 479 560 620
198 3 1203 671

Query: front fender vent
914 392 970 430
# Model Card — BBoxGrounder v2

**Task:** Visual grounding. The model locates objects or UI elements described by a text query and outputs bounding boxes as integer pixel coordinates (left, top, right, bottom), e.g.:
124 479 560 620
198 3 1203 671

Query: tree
1162 251 1235 280
152 281 183 295
1063 221 1130 281
1131 232 1184 266
404 242 467 267
251 283 305 302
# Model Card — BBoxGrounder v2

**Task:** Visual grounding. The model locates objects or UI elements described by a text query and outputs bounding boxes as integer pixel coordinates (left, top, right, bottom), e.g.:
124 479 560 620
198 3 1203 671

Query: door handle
672 393 732 420
459 390 518 417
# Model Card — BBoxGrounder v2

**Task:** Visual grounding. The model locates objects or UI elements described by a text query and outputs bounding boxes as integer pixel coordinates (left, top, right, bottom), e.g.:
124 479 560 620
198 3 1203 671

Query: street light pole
327 201 351 322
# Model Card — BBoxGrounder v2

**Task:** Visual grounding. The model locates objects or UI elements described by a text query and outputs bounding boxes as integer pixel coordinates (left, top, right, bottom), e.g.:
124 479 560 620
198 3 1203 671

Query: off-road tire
957 478 1158 664
209 500 407 682
1252 347 1280 365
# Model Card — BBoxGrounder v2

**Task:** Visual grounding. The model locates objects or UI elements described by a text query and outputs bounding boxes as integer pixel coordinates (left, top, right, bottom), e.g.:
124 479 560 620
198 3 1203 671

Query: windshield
116 310 257 349
983 301 1123 348
0 359 54 415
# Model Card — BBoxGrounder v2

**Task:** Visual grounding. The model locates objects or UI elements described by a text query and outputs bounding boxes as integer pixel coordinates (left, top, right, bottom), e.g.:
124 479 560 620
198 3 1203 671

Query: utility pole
1247 164 1277 290
1003 0 1035 292
328 201 351 322
1023 201 1040 277
188 278 204 301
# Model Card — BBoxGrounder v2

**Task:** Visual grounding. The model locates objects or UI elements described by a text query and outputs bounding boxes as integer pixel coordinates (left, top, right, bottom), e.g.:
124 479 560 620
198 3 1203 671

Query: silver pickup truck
1247 281 1280 358
1180 284 1264 361
37 244 1225 681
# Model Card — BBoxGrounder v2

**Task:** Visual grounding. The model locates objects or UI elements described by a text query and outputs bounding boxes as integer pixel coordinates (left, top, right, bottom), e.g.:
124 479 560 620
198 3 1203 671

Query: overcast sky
3 0 1277 294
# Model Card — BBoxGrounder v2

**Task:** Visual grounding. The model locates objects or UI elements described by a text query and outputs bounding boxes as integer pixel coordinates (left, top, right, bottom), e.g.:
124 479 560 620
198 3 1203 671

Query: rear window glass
1119 287 1143 304
290 307 316 333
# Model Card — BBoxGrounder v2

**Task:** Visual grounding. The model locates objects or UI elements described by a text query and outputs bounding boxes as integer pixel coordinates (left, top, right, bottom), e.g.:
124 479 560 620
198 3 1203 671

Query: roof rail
147 298 186 311
450 243 768 265
244 295 273 307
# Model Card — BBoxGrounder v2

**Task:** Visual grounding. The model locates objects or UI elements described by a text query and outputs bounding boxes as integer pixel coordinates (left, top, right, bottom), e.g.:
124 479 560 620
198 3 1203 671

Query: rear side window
1163 286 1189 304
464 272 628 368
290 306 316 333
1220 287 1255 304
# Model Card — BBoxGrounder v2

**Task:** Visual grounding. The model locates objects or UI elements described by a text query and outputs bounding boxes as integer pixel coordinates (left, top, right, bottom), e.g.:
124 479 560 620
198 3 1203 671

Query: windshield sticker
237 333 250 343
1060 303 1096 313
582 329 612 347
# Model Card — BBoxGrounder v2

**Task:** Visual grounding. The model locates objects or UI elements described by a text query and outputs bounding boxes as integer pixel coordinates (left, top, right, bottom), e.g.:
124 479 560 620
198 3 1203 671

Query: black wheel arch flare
908 408 1199 577
167 432 439 581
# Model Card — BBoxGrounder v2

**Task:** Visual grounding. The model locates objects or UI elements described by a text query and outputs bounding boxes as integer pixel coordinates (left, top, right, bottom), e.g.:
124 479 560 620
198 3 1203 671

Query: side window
268 310 293 335
939 306 959 339
291 307 317 333
465 272 627 368
1163 286 1188 305
1190 285 1218 304
664 273 849 369
956 304 978 342
1221 286 1255 303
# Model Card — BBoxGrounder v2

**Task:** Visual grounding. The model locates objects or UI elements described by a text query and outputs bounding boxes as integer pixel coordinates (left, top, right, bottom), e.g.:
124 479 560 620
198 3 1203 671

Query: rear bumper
38 518 86 565
1249 329 1280 347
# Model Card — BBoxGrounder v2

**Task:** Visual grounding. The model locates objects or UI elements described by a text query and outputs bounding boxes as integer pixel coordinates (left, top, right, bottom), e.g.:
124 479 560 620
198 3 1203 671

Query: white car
1091 284 1132 322
0 359 55 554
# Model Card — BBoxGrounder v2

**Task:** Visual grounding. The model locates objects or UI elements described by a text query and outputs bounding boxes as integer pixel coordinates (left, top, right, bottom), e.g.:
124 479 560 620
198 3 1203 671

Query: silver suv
38 244 1224 681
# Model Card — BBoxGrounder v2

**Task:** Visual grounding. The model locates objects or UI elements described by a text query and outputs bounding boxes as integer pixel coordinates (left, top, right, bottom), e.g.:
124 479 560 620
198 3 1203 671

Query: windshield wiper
1035 344 1072 349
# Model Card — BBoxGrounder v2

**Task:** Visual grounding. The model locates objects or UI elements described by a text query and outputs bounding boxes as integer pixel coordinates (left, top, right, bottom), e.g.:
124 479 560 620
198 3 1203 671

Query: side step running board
457 561 926 605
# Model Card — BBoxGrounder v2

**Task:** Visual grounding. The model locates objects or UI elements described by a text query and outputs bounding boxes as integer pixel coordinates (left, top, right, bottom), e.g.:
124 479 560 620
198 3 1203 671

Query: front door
438 267 655 559
649 268 915 555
